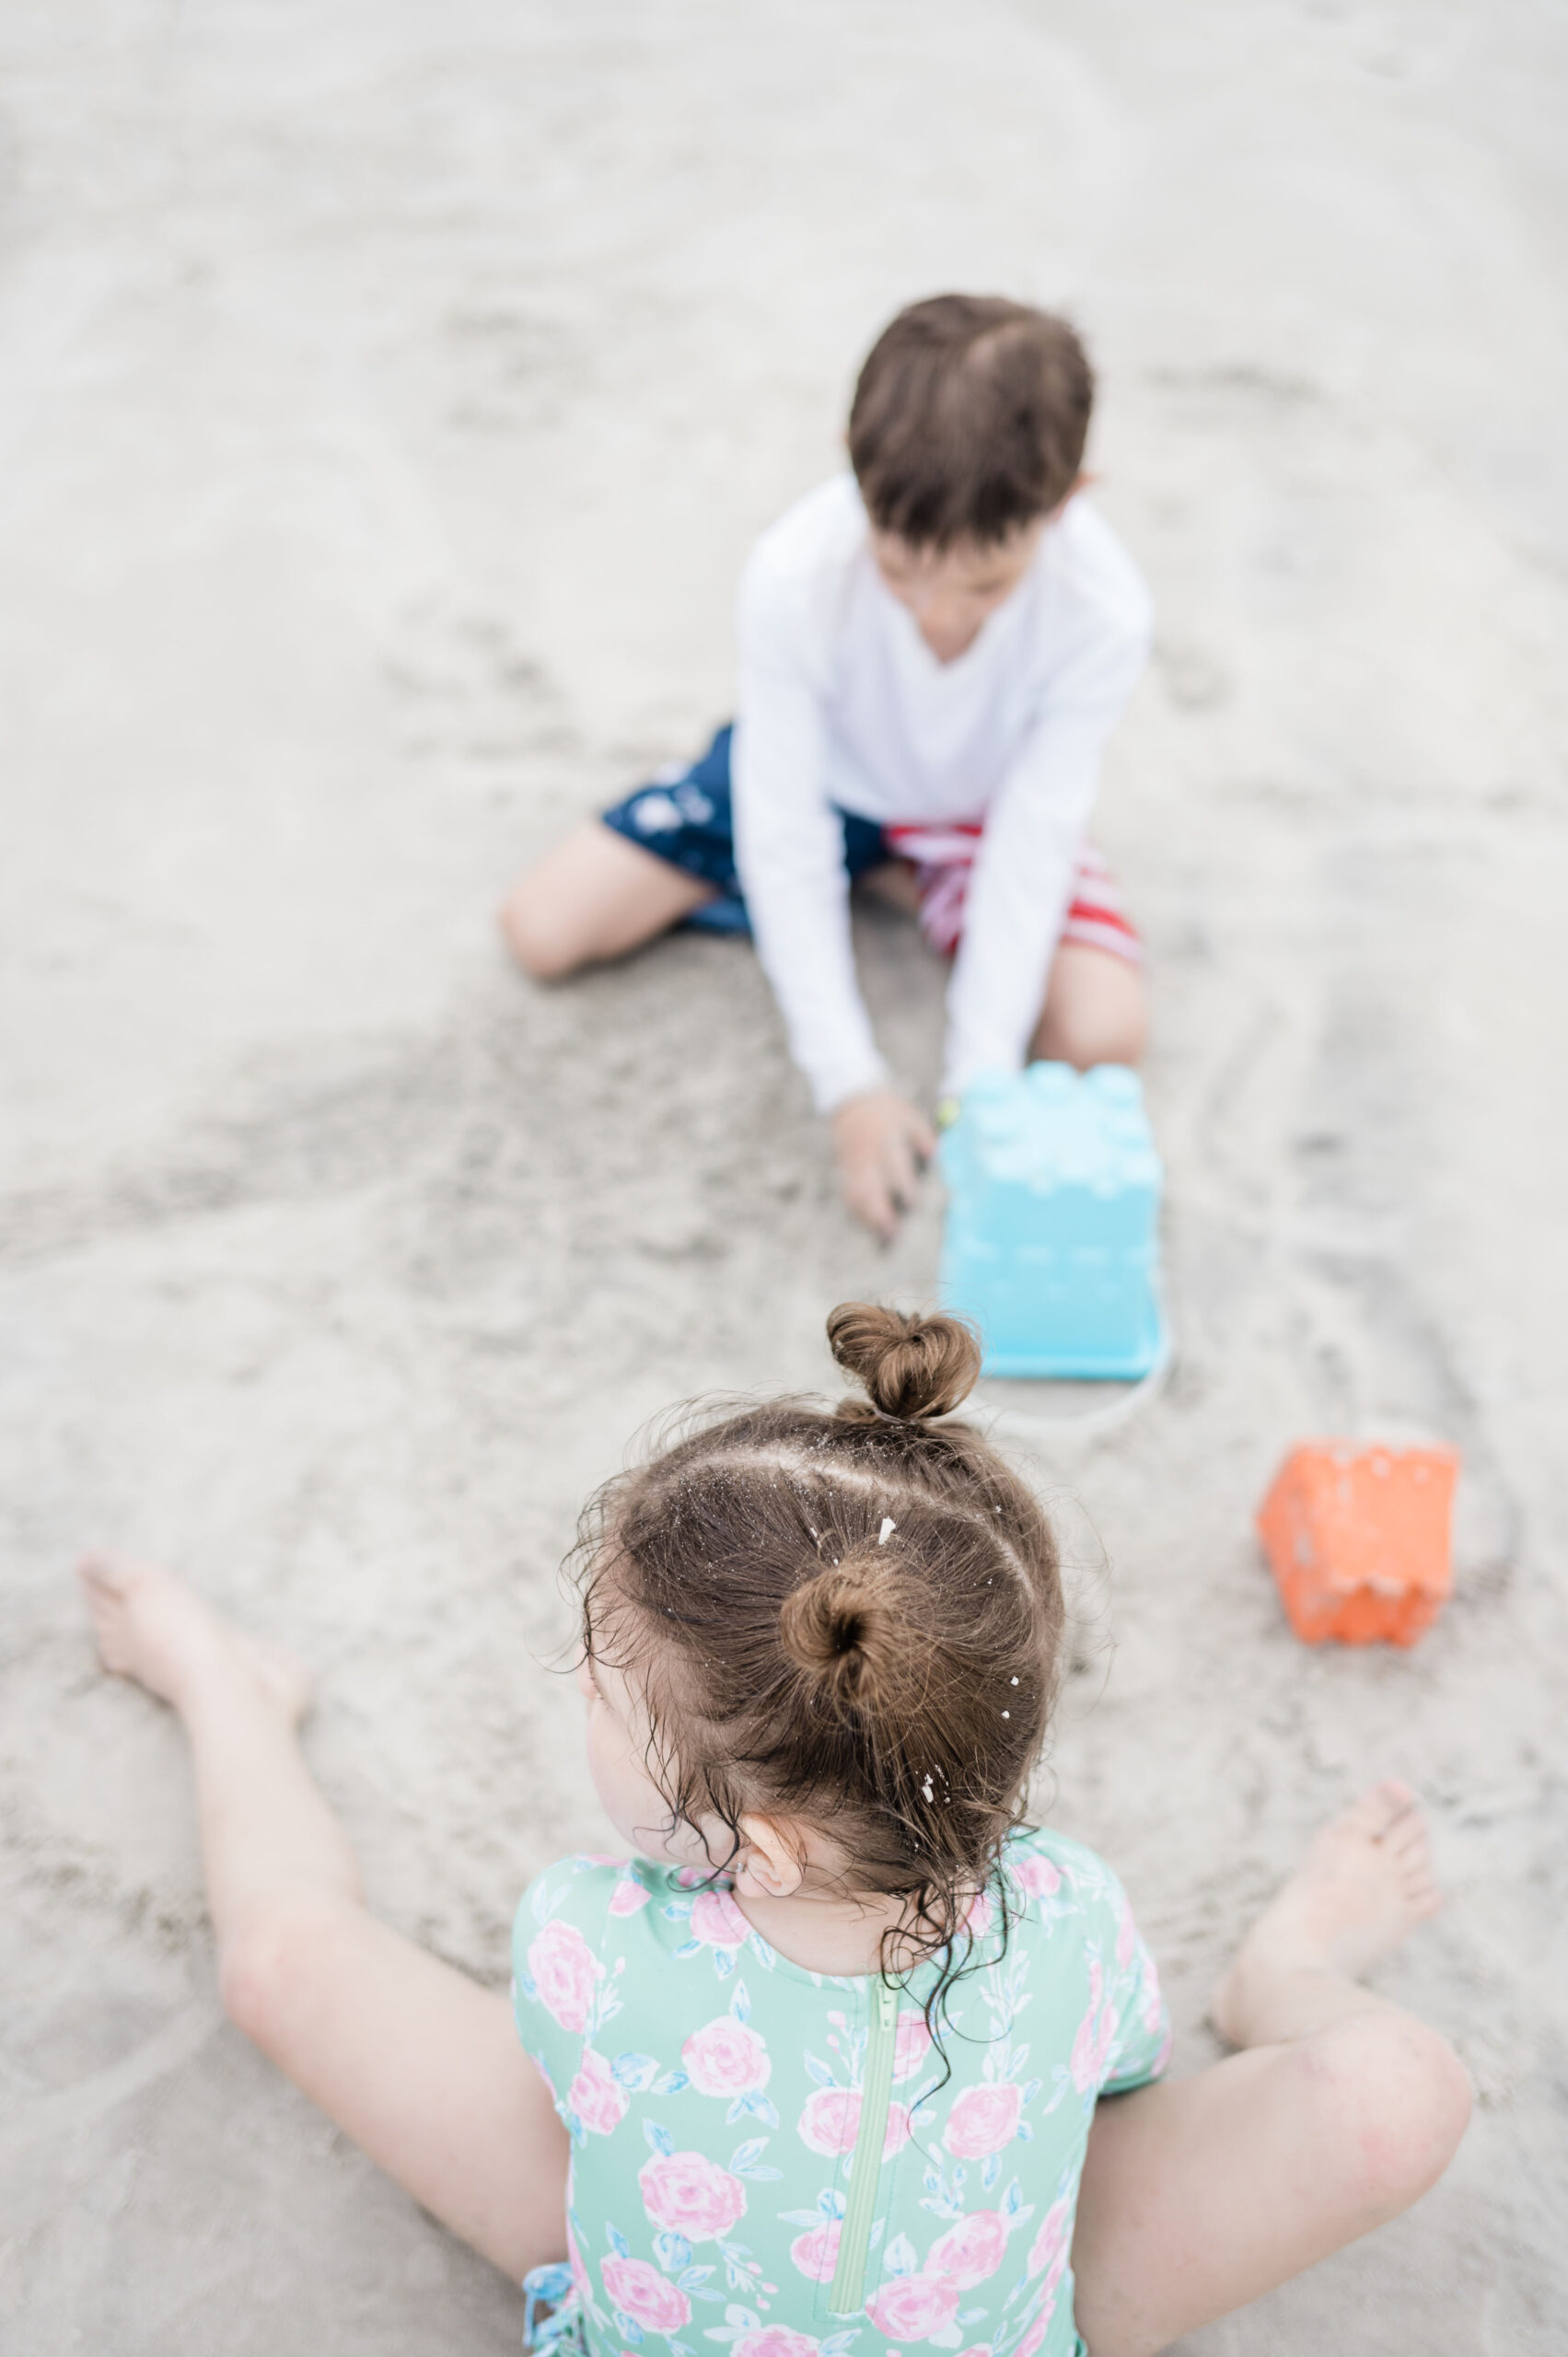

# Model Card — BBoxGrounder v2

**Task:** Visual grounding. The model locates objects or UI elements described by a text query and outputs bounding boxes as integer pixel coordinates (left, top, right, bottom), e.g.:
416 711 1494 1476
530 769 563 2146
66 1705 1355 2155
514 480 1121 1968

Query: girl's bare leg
1071 1782 1471 2357
78 1554 568 2283
500 820 716 979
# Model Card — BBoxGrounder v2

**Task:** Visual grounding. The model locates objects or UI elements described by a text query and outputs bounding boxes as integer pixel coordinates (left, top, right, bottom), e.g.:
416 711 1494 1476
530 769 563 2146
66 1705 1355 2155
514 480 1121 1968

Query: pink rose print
798 2088 912 2157
893 2008 933 2083
957 2346 993 2357
527 1918 599 2033
1027 2195 1072 2282
682 2015 772 2099
1014 1854 1061 1902
1070 1961 1118 2095
733 2330 821 2357
865 2275 961 2341
568 2047 628 2137
798 2086 858 2154
1116 1895 1137 1971
601 2257 692 2335
690 1888 751 1950
638 2149 748 2241
788 2220 842 2282
1018 2219 1072 2357
609 1877 652 1917
1014 2299 1057 2357
944 2081 1023 2159
927 2208 1009 2289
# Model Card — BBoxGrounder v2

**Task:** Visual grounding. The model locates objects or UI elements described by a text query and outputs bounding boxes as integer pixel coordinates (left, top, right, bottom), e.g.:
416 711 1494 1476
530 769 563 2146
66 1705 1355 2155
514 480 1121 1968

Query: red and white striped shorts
878 822 1142 964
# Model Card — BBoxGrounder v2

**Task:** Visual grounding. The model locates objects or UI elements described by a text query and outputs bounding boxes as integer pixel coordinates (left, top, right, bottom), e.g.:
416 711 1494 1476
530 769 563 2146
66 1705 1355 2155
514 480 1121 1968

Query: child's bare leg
78 1555 568 2282
1030 942 1146 1069
1071 1782 1470 2357
501 820 716 979
855 857 924 917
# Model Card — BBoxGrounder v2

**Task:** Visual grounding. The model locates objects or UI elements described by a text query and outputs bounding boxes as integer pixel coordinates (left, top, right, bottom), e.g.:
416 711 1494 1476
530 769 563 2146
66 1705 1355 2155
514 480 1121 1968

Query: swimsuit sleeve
1098 1877 1174 2096
512 1858 622 2125
1016 1829 1172 2099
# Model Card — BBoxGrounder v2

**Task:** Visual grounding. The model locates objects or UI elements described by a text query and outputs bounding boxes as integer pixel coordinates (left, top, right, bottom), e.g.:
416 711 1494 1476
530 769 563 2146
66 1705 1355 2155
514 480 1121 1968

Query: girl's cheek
586 1711 619 1786
586 1714 651 1820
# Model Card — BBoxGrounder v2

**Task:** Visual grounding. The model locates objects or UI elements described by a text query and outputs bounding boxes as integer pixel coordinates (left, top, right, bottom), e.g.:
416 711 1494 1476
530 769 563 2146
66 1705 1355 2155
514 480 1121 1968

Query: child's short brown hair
848 295 1093 551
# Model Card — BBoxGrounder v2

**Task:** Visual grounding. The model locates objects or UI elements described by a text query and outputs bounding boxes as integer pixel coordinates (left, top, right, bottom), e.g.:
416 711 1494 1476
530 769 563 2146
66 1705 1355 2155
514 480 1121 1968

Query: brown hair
848 295 1093 550
574 1305 1065 2014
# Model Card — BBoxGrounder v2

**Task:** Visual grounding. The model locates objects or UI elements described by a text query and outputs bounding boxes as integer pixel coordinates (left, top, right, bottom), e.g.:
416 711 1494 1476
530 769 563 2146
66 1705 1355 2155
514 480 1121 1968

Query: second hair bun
826 1303 982 1422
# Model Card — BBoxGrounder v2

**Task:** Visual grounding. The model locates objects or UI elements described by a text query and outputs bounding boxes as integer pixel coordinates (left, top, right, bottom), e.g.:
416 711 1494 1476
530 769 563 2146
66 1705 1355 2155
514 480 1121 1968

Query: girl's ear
733 1814 807 1900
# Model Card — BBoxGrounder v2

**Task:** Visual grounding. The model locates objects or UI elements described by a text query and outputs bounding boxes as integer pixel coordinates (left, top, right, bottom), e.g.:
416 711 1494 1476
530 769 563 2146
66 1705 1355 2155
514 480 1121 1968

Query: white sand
3 3 1566 2348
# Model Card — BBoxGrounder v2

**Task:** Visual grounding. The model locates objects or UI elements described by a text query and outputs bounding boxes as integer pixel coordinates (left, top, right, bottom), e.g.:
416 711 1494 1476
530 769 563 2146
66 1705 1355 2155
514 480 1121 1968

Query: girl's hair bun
826 1302 982 1423
778 1553 903 1713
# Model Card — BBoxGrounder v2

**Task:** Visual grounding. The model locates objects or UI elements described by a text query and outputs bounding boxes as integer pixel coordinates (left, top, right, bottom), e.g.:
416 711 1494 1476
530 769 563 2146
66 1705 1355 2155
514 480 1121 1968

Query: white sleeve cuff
814 1051 893 1117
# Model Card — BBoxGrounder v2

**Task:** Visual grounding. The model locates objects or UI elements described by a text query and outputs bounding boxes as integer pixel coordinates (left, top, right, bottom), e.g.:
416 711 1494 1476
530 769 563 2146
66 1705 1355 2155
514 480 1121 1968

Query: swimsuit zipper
827 1978 899 2317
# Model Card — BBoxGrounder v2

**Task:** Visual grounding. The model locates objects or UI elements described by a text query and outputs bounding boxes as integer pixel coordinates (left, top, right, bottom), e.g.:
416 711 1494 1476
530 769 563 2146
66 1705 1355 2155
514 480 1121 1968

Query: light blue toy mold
938 1062 1167 1379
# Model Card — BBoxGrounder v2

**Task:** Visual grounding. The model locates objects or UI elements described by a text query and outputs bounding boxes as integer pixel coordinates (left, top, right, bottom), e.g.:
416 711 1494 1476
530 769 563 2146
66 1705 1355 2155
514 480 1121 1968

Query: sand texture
3 3 1566 2349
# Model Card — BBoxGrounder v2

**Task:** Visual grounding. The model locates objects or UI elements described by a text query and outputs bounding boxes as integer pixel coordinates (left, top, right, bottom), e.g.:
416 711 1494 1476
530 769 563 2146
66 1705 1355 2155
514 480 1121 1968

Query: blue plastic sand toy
938 1063 1167 1379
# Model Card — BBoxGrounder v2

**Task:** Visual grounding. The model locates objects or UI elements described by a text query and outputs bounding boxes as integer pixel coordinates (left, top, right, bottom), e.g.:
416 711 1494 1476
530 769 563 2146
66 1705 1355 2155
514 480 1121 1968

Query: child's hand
831 1090 938 1241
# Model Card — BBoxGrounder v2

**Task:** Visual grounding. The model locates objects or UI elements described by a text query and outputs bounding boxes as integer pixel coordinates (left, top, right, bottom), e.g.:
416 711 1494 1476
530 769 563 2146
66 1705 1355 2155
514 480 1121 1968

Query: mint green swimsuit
512 1829 1169 2357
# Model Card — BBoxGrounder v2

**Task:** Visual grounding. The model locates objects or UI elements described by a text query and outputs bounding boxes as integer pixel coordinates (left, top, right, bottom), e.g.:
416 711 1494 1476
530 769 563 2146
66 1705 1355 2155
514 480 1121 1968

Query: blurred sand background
3 3 1567 2349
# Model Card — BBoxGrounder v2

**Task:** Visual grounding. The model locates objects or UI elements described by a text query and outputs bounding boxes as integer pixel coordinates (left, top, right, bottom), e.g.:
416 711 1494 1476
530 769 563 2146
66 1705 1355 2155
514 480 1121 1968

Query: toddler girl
79 1306 1469 2356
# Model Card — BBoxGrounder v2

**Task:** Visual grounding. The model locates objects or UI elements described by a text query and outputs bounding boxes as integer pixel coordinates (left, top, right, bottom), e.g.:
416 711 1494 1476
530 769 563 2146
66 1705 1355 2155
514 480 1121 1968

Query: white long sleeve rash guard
730 475 1153 1114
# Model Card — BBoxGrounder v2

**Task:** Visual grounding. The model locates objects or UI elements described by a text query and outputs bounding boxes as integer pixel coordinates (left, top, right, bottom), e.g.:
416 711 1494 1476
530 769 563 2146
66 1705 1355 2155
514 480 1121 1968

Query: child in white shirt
503 296 1152 1238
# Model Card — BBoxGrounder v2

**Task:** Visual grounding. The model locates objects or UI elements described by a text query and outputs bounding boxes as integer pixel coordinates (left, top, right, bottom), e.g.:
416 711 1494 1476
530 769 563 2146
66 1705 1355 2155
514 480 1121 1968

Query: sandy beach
3 3 1566 2348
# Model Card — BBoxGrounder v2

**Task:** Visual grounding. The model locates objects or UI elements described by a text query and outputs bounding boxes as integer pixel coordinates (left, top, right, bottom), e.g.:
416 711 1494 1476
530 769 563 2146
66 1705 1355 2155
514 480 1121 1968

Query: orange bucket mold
1257 1442 1459 1646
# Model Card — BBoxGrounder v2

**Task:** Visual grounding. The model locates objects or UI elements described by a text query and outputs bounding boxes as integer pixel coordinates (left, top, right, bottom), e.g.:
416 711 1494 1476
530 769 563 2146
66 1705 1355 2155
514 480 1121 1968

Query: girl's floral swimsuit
513 1829 1170 2357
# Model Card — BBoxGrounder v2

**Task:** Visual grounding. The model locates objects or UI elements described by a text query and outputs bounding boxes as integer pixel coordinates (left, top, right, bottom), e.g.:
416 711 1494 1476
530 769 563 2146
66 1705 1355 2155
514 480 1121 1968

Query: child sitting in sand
80 1305 1468 2356
502 296 1152 1241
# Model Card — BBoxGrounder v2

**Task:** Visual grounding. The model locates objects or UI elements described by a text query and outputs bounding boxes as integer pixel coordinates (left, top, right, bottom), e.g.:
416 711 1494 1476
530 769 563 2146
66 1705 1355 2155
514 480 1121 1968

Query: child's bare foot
78 1552 312 1727
1213 1780 1443 2049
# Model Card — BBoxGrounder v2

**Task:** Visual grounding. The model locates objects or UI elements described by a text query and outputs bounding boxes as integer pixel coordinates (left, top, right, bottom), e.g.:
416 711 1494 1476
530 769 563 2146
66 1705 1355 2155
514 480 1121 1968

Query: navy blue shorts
600 724 889 935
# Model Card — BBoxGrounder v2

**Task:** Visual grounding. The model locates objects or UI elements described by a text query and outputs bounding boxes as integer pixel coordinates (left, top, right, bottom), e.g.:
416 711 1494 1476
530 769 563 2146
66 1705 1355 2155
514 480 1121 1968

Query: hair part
848 294 1094 551
572 1306 1065 2028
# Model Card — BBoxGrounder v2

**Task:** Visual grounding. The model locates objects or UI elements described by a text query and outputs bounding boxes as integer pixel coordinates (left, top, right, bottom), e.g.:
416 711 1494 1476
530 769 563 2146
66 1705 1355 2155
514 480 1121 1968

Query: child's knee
219 1891 343 2053
1036 950 1147 1070
1298 2011 1472 2221
1073 996 1146 1070
498 880 586 981
1038 1004 1147 1074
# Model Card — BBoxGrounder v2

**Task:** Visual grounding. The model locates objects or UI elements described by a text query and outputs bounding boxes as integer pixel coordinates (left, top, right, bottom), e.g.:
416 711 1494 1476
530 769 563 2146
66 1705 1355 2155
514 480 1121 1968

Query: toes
1383 1816 1431 1864
1358 1779 1419 1841
1341 1783 1394 1835
77 1550 129 1598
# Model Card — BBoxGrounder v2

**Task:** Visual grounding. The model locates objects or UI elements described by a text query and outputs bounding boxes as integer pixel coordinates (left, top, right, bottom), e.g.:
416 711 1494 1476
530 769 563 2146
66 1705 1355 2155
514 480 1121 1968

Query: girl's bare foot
1213 1779 1443 2049
78 1551 313 1727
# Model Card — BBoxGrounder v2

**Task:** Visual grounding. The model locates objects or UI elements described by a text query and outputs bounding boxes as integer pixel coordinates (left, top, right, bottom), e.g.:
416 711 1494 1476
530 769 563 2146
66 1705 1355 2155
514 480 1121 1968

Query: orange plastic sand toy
1257 1442 1459 1646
